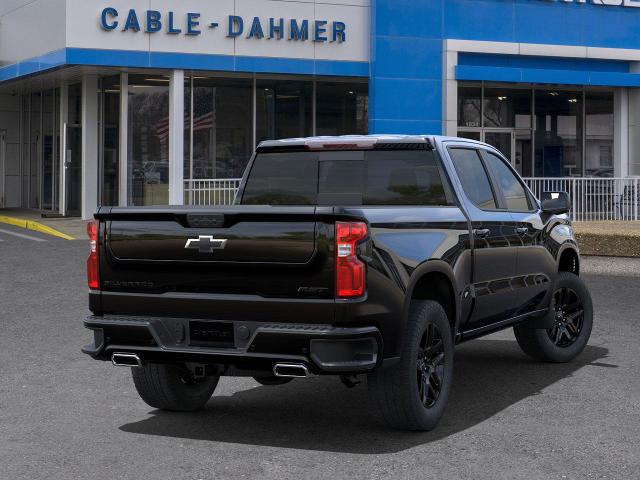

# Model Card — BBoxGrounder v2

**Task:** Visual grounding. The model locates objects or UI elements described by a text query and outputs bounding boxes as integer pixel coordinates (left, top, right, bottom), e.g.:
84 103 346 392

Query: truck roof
257 134 491 150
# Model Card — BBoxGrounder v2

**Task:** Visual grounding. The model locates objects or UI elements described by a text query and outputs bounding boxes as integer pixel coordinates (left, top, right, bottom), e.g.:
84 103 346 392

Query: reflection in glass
457 131 481 141
100 76 120 206
42 89 55 211
30 92 40 207
483 151 530 211
128 75 170 206
449 148 497 210
515 130 532 177
316 81 368 135
585 92 614 177
185 77 253 180
458 85 481 127
484 131 512 161
66 84 82 216
483 87 531 128
21 95 29 207
534 90 583 177
256 79 313 143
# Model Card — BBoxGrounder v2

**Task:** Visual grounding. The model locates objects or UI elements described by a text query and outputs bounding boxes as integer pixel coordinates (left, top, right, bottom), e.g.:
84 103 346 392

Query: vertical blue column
369 0 444 135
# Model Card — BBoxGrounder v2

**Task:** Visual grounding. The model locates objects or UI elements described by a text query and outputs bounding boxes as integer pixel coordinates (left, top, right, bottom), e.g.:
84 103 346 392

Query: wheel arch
402 260 460 344
558 244 580 275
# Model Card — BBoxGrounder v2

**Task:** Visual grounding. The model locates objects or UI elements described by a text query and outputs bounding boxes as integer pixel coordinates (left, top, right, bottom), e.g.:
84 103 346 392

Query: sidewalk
0 208 86 239
573 221 640 258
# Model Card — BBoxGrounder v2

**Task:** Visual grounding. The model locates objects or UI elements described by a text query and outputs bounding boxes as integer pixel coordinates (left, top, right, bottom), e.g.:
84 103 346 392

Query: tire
514 272 593 363
367 300 454 431
253 376 293 386
131 363 219 411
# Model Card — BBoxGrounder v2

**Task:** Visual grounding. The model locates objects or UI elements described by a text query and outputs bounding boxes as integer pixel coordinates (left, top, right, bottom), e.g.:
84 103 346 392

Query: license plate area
189 320 235 347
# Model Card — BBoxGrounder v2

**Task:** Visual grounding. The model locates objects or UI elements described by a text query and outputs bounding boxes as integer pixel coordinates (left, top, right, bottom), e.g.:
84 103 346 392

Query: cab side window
482 151 532 212
448 148 497 210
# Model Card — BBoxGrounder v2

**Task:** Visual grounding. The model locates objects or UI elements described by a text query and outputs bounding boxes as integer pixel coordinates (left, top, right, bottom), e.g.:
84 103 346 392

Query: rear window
241 150 453 206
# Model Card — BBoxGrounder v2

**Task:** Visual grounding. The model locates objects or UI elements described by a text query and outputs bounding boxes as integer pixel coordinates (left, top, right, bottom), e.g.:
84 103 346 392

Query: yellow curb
0 215 76 240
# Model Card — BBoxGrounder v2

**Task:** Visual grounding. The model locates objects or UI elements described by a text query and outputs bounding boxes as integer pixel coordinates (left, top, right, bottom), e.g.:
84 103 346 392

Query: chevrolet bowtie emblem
184 235 228 253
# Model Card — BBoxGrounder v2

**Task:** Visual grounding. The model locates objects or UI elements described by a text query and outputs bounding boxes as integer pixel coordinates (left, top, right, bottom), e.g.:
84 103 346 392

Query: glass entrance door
484 130 513 162
41 88 61 213
62 83 82 216
64 124 82 216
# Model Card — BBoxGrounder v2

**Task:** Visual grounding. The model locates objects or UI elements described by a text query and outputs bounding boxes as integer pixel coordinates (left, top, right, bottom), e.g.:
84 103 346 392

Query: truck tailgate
94 206 337 320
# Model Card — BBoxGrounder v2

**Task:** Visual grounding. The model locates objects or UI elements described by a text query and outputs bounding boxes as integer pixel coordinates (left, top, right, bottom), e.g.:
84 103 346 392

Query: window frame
478 147 538 213
446 146 503 212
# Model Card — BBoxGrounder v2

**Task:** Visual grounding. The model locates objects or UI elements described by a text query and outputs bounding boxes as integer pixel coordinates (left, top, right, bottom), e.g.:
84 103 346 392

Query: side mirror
541 191 570 215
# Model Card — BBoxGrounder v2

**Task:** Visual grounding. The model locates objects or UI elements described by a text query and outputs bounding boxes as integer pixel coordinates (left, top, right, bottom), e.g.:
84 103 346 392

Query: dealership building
1 0 640 219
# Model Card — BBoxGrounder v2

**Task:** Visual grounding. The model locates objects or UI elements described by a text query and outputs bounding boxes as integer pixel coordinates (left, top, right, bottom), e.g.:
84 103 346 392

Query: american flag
155 112 215 141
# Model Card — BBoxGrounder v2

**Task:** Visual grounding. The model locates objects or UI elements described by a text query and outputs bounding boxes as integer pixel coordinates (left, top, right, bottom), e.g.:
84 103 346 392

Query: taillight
87 220 99 290
335 221 367 298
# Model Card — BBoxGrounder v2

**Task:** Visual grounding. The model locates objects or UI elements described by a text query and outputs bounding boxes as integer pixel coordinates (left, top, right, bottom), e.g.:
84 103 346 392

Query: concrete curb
0 215 76 240
573 225 640 258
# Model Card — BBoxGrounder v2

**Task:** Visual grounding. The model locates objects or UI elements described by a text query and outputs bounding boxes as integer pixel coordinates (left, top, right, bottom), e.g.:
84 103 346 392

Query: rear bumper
82 315 382 375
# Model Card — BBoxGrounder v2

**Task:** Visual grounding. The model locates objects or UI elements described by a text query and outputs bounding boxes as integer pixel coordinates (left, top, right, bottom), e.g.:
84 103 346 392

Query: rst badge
184 236 228 253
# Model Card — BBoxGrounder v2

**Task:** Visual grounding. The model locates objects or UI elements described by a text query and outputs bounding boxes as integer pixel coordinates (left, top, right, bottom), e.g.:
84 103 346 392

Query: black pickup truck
82 135 593 431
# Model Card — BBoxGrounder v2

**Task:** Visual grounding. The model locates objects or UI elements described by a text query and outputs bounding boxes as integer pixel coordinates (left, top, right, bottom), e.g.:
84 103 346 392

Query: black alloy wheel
368 300 454 431
547 287 584 348
417 323 446 408
514 271 593 363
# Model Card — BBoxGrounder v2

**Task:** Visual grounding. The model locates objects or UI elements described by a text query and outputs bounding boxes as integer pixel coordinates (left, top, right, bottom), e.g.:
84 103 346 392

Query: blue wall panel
370 0 640 135
369 0 444 135
441 0 640 49
444 0 517 43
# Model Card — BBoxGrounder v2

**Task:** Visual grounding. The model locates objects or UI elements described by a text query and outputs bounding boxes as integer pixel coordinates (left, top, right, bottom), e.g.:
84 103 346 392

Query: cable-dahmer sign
99 7 347 43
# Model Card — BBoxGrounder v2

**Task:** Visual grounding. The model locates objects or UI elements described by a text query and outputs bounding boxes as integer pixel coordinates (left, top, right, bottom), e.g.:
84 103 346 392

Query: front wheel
514 272 593 363
131 363 220 411
368 300 454 431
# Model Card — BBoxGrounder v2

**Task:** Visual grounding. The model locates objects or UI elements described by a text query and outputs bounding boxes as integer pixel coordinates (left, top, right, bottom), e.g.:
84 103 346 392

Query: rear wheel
514 272 593 363
131 363 219 411
367 300 454 431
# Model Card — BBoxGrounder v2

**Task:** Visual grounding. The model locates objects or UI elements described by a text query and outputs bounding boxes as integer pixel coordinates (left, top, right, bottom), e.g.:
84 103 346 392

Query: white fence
184 178 242 206
184 176 640 222
523 177 639 222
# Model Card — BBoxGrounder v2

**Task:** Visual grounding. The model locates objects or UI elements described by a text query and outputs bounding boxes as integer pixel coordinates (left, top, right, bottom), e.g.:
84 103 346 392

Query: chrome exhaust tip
273 363 309 378
111 352 142 368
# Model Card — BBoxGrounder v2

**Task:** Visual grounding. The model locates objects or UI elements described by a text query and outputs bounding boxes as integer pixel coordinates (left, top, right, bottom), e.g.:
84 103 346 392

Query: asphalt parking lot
1 224 639 480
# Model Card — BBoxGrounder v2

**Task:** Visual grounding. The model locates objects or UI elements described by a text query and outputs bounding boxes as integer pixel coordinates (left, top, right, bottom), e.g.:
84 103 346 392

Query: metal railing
184 178 242 206
184 176 640 221
523 177 640 222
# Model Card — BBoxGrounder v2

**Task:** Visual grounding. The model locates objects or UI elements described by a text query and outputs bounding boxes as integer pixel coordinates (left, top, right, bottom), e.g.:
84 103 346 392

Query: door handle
516 227 529 236
473 228 491 239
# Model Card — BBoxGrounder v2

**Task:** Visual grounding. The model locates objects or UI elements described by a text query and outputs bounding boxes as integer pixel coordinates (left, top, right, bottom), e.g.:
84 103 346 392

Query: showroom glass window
30 90 42 210
100 76 120 206
256 79 313 143
66 83 83 216
127 75 170 206
42 89 55 211
585 91 614 177
534 90 583 177
483 87 531 129
184 76 253 180
458 84 481 128
457 83 614 178
316 81 368 136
